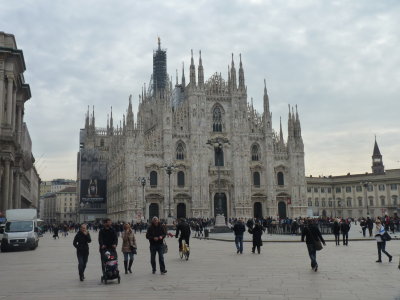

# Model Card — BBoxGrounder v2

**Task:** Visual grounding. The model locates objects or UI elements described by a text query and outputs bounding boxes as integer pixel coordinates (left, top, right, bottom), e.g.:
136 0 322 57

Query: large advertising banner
80 149 107 203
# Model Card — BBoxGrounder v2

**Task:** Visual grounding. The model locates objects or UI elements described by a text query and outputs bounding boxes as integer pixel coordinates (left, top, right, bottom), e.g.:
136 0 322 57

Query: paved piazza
0 231 399 300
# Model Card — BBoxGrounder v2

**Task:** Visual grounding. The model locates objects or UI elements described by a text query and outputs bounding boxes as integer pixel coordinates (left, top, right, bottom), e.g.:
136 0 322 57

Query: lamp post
137 177 149 221
163 164 176 218
207 137 229 217
360 181 372 216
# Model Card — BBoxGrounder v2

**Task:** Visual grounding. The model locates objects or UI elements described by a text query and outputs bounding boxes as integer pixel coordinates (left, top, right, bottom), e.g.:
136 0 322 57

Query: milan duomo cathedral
78 40 307 222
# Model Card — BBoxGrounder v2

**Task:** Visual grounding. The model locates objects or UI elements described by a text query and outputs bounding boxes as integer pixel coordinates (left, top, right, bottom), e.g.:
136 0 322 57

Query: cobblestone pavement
0 231 399 300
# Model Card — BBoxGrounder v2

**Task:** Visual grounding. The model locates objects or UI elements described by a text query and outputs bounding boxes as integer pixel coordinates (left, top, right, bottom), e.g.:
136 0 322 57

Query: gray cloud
1 0 399 180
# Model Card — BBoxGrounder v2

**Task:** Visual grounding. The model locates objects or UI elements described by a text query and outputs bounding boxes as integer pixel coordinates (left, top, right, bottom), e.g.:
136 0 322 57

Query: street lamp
360 181 372 216
207 137 229 217
137 177 149 221
163 164 176 218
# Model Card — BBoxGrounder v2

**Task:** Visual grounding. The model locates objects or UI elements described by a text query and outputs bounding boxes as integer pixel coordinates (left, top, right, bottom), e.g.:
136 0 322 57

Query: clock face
373 158 381 163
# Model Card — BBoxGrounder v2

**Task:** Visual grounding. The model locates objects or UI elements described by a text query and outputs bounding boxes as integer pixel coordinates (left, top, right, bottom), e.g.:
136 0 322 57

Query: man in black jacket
73 224 91 281
367 217 374 237
301 219 326 272
232 218 246 254
175 218 191 253
146 217 167 274
98 218 118 272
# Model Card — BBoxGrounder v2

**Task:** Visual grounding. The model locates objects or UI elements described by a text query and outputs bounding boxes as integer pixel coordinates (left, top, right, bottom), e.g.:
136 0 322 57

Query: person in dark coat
332 219 341 245
98 218 118 273
366 217 374 237
301 219 326 272
340 219 350 246
175 218 191 252
360 218 367 237
232 218 246 254
146 217 167 274
73 224 91 281
250 221 264 254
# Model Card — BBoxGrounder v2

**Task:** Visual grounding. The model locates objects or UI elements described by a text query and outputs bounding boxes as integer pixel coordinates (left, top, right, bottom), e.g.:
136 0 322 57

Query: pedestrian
121 223 137 274
367 217 373 237
301 219 326 272
73 224 91 281
249 220 264 254
53 225 59 239
340 219 350 246
374 220 392 263
98 219 118 273
332 219 340 245
146 217 167 274
360 218 367 237
232 218 246 254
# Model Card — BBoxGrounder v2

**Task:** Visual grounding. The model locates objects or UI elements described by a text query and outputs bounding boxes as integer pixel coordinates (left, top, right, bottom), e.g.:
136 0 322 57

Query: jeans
306 244 317 268
77 253 89 276
342 233 348 245
377 241 391 260
334 234 340 245
150 244 166 272
235 235 243 253
362 227 366 237
123 252 134 261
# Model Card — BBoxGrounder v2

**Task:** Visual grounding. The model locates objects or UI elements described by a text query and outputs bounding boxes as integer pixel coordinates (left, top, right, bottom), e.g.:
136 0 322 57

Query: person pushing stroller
98 219 119 281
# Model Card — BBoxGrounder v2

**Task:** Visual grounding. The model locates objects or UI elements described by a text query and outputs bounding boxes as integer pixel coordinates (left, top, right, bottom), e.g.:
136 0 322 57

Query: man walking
146 217 167 274
232 218 246 254
367 217 374 237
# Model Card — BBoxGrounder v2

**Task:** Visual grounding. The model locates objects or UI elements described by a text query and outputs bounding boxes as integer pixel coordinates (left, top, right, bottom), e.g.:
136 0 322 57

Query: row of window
149 170 285 187
175 141 262 163
308 195 399 207
307 184 398 193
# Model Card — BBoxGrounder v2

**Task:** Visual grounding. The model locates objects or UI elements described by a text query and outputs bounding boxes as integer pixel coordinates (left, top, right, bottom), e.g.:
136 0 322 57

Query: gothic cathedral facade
78 41 307 222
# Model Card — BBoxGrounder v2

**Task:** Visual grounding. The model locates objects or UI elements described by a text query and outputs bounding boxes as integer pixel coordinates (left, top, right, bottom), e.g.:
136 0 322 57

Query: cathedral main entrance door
214 193 227 217
177 203 186 219
149 203 159 219
254 202 263 218
278 201 287 218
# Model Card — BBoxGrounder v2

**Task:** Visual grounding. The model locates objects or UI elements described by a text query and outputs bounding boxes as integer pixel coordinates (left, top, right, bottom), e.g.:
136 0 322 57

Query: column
12 89 17 132
0 72 5 127
2 160 10 211
8 168 14 209
14 171 21 209
6 76 13 125
16 105 22 143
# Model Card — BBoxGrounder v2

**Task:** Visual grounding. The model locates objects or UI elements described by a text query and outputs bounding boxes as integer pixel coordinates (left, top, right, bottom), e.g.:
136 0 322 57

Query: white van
0 209 39 252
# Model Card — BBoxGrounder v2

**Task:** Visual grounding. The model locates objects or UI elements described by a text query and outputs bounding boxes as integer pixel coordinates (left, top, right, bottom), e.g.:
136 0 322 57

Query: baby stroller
101 249 121 284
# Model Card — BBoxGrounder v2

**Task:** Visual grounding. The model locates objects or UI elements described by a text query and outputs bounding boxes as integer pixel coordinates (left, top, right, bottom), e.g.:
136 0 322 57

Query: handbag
130 246 137 254
162 240 168 254
382 231 392 241
314 240 323 251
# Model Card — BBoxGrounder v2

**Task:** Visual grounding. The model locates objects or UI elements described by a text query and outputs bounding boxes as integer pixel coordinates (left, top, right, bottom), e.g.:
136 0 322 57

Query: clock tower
372 137 385 174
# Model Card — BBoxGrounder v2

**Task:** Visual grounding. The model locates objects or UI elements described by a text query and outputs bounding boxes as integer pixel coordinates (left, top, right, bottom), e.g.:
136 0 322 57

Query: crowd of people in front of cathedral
34 212 400 281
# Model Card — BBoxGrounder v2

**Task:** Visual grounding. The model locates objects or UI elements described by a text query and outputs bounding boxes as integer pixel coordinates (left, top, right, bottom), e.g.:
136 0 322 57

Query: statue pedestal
211 214 232 233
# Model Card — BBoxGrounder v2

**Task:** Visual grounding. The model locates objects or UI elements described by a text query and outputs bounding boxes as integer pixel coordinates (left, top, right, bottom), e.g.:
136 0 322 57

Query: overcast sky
1 0 399 181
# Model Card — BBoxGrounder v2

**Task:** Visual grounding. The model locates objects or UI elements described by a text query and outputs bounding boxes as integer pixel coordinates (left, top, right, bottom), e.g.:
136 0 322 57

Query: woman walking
73 224 91 281
301 219 326 272
374 220 392 263
121 223 137 274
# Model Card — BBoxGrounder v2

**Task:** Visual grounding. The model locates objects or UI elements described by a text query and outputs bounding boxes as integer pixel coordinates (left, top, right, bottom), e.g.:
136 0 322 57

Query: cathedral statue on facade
77 40 307 222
